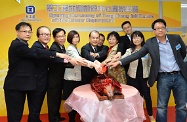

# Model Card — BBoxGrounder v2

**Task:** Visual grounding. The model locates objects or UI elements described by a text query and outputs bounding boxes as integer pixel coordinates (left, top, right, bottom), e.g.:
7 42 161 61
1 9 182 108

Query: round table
64 84 146 122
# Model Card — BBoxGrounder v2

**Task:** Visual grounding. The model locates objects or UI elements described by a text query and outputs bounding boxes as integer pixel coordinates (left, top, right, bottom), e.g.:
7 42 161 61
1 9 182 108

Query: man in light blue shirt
108 19 187 122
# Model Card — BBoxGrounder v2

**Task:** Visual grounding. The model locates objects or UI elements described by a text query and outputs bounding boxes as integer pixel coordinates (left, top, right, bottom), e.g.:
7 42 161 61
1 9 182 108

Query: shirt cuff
119 61 122 65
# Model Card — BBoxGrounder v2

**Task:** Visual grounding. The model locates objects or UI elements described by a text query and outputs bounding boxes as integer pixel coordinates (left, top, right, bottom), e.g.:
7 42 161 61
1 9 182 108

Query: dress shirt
127 35 131 41
157 36 180 72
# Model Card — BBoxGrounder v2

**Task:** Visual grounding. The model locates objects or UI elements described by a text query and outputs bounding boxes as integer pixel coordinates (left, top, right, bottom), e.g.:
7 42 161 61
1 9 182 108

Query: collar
127 34 131 41
17 38 28 45
156 35 169 44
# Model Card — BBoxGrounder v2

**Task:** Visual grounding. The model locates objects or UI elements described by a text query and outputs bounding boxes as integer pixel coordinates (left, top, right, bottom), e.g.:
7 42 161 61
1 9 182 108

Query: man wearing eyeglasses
4 23 70 122
31 26 53 122
108 19 187 122
47 28 67 122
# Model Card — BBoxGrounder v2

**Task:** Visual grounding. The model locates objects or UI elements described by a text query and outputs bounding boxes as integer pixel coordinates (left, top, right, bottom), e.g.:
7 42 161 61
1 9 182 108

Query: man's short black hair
52 28 66 38
121 21 131 29
15 22 32 31
151 19 166 30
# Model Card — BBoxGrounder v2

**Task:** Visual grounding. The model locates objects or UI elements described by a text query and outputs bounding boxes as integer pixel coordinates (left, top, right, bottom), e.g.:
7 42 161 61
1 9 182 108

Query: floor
0 107 176 122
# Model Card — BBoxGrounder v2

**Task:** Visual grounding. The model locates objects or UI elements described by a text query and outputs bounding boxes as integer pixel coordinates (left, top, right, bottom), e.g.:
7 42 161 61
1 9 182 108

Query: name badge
175 44 181 50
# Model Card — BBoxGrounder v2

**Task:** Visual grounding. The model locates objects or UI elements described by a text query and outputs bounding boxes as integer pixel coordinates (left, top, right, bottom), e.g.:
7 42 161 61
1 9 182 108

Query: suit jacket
121 48 151 78
64 44 82 81
117 34 131 55
4 38 56 91
117 34 131 72
48 42 66 89
98 45 109 62
81 43 107 84
120 34 187 87
31 41 50 91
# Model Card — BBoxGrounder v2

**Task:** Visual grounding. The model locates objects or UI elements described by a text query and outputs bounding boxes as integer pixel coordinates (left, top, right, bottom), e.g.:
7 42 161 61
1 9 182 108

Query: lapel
150 37 160 62
167 35 177 57
36 41 46 49
125 34 131 46
89 43 95 52
54 42 65 53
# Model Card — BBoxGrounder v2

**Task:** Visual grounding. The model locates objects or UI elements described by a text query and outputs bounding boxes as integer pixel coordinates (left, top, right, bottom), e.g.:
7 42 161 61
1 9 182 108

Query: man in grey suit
108 19 187 122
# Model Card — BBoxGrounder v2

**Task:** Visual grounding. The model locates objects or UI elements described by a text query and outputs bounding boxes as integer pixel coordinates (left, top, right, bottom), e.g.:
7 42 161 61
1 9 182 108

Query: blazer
120 34 187 87
121 48 151 78
117 34 131 72
48 42 66 89
64 44 82 81
65 44 96 81
31 41 50 91
81 43 107 84
117 34 131 55
98 45 109 62
4 38 56 91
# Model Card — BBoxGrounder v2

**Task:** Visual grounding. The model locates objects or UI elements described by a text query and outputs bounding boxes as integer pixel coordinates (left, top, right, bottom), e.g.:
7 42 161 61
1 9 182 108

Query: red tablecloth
64 84 146 122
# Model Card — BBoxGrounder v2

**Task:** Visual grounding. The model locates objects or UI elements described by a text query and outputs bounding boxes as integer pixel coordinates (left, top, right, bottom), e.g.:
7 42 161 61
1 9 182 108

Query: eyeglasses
39 33 51 37
153 27 166 31
19 30 32 34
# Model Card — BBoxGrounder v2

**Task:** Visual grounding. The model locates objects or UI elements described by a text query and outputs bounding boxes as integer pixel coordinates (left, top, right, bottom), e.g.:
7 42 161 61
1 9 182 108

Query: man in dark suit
117 21 132 55
108 19 187 122
98 33 109 61
47 28 68 122
81 30 107 85
4 22 70 122
115 21 133 74
90 33 109 62
30 26 53 122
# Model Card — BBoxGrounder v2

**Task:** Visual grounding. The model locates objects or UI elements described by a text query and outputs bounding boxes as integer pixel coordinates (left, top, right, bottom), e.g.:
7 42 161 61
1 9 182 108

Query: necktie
94 47 97 53
45 45 49 50
61 46 66 53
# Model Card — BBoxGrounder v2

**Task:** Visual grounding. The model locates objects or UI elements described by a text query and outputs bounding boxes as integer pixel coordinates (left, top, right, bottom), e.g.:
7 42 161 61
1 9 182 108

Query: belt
159 71 180 75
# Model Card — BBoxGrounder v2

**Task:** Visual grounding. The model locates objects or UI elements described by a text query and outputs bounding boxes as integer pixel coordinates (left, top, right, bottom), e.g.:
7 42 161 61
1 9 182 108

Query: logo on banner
26 6 35 14
20 5 41 22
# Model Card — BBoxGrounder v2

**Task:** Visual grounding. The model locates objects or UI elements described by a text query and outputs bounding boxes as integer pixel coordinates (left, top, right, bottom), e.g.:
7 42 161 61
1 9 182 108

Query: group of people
3 18 187 122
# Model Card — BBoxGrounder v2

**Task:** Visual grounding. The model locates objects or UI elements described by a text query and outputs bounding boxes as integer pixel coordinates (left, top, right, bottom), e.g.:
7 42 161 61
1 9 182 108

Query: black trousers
127 75 153 116
47 88 63 122
4 89 46 122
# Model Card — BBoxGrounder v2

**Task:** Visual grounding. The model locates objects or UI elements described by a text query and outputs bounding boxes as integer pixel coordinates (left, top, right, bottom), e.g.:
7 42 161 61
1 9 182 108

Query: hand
77 58 88 66
104 58 112 64
56 53 71 60
112 52 121 60
64 59 69 63
94 60 101 66
107 61 120 69
68 58 79 66
94 63 103 74
90 52 98 58
110 58 119 63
